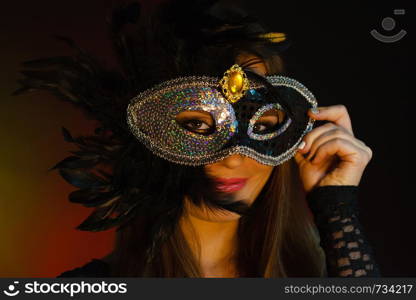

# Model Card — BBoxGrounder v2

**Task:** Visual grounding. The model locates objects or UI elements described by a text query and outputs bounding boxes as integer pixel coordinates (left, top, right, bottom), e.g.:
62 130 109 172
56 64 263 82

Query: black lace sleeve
307 185 381 277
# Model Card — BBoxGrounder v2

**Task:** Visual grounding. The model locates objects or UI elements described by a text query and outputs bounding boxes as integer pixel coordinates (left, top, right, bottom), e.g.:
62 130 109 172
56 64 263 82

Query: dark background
0 0 413 276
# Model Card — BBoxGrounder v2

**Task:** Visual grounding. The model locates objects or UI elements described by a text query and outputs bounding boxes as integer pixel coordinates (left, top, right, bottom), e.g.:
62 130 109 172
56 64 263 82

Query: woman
15 0 380 277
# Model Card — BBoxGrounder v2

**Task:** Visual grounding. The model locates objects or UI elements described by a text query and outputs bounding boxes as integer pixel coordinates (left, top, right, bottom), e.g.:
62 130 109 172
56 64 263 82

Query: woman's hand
294 105 373 193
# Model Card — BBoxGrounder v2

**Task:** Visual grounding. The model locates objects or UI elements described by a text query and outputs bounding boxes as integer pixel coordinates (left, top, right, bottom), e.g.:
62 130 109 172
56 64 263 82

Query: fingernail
297 141 306 150
310 107 319 114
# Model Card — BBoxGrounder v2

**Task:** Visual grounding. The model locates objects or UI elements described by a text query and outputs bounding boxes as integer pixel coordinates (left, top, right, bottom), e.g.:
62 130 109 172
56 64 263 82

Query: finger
294 151 306 166
297 122 371 159
298 122 339 154
309 105 354 135
305 128 370 161
311 137 370 166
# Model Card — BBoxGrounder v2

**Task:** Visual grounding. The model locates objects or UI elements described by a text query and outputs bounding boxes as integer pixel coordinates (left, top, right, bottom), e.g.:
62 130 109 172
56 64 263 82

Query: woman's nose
221 154 244 169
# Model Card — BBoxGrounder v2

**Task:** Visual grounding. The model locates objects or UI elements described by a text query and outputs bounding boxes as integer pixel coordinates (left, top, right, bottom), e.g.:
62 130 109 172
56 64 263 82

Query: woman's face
182 54 276 222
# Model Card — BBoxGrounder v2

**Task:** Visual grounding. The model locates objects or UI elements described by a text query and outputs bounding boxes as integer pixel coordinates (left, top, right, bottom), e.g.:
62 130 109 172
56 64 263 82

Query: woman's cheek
243 171 272 203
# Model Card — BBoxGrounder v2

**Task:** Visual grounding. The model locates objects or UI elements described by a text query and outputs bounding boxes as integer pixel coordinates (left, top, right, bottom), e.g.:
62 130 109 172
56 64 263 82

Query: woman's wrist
306 185 360 223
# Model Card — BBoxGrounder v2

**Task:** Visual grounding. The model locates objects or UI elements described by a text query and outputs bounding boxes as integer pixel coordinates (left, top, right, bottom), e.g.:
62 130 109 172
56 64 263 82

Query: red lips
214 178 248 193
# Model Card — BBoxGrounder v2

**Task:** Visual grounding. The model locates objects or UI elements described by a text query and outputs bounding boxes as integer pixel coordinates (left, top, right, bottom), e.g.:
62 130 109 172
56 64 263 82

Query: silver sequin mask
127 65 317 166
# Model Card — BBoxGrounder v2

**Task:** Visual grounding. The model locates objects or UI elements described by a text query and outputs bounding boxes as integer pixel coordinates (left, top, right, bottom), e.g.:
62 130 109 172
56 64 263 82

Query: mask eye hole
175 110 215 135
248 104 292 140
252 108 285 134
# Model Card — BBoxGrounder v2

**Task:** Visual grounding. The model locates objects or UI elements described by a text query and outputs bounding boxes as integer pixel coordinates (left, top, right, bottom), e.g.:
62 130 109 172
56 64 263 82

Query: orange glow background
1 0 170 278
1 1 118 277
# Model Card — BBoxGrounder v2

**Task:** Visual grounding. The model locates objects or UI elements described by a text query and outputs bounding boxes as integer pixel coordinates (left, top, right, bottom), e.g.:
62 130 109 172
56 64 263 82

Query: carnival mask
127 64 317 166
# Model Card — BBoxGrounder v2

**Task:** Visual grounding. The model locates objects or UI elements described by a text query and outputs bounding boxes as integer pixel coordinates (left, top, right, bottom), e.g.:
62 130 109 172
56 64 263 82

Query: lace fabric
307 185 381 277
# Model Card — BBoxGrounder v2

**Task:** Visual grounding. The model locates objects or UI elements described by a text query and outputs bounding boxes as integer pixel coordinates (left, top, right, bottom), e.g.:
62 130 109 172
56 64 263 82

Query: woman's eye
252 108 285 134
175 111 215 135
184 120 209 131
177 118 214 135
253 122 273 133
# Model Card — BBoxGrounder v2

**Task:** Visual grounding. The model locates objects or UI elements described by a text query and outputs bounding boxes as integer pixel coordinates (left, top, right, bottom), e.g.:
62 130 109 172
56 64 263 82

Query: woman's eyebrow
176 112 214 123
260 110 280 117
177 111 211 117
240 58 264 69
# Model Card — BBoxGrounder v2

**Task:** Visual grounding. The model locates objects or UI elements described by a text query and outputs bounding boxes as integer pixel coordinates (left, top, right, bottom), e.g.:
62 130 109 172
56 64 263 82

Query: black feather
61 127 75 142
49 156 99 171
69 189 120 208
58 168 108 189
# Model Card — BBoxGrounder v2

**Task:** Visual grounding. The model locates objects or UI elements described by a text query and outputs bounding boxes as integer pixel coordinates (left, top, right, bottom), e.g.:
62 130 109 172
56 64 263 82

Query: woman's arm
307 185 381 277
292 104 380 276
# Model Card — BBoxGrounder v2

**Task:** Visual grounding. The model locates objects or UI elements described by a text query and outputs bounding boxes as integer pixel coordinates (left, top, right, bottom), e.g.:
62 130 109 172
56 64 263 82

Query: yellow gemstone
228 72 243 94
